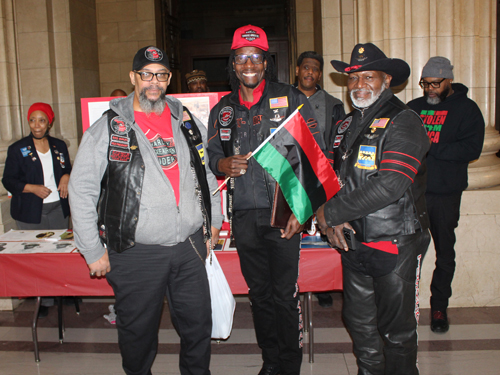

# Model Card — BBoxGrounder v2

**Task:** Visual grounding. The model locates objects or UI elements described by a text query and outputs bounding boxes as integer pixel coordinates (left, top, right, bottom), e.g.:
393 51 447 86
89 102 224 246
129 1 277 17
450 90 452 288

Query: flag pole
212 104 304 196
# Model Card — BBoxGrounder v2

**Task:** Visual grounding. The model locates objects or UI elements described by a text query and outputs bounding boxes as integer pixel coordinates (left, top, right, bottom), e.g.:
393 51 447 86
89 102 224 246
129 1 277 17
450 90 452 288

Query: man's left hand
281 213 304 240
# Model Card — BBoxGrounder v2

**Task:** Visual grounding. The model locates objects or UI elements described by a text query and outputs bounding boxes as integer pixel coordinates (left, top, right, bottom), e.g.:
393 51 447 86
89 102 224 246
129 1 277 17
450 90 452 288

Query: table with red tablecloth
0 237 342 362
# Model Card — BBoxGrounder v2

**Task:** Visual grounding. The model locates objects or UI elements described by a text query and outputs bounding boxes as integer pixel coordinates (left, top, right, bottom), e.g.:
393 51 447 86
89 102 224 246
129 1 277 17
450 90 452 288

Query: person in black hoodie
407 57 485 333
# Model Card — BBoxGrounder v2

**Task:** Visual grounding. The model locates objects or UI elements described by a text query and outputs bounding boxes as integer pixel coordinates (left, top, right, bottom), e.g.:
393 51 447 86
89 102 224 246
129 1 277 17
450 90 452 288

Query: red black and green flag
252 107 340 224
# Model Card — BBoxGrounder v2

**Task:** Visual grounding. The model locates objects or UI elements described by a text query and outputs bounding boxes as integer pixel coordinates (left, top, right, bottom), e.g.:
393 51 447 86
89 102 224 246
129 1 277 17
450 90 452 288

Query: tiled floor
1 294 500 375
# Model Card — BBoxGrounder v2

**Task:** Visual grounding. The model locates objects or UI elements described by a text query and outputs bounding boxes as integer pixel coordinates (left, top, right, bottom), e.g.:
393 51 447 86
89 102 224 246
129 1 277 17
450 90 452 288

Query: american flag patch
370 118 389 129
269 96 288 109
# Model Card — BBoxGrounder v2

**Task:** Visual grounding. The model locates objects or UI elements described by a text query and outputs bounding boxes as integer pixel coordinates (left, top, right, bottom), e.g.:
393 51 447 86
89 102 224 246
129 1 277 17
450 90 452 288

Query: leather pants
342 230 430 375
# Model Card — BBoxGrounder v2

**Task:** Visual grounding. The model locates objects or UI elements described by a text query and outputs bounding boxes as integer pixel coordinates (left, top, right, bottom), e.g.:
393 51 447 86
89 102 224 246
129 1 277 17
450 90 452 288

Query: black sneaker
431 310 449 333
258 365 280 375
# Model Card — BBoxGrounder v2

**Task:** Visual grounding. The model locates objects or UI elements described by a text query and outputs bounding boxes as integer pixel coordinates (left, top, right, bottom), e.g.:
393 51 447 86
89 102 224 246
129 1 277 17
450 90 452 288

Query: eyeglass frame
134 70 171 82
234 53 265 65
419 78 446 89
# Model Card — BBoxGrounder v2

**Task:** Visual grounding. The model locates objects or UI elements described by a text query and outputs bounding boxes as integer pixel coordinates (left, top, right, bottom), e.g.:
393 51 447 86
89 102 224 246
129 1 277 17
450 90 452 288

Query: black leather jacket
207 80 325 211
324 89 430 242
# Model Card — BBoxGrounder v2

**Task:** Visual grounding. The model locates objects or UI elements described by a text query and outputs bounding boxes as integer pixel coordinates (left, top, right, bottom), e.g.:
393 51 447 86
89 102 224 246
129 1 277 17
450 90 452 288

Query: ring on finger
90 272 96 276
240 168 246 175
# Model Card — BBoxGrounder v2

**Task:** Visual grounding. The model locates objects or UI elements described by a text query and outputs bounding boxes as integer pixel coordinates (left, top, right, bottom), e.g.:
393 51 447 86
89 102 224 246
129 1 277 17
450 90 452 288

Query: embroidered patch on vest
182 110 191 122
110 116 131 135
269 96 288 109
354 145 377 170
219 106 234 126
370 118 389 129
220 128 231 141
337 116 352 134
110 134 130 149
109 150 131 162
196 143 205 165
333 135 343 148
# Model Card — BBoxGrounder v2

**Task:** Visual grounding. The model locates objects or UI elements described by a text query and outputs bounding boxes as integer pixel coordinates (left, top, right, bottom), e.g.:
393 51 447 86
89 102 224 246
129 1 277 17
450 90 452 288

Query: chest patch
109 150 131 162
333 135 343 148
269 96 288 109
196 143 205 165
110 116 131 135
370 118 389 129
338 116 352 134
219 106 234 126
20 147 30 157
354 145 377 170
220 128 231 141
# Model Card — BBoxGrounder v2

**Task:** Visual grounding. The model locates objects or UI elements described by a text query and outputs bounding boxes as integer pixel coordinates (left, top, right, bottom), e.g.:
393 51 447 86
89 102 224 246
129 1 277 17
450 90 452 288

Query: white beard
350 85 386 109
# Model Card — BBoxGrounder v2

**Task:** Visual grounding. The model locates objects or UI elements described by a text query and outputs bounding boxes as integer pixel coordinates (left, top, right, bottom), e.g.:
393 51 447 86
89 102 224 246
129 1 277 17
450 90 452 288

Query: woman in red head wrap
2 102 72 316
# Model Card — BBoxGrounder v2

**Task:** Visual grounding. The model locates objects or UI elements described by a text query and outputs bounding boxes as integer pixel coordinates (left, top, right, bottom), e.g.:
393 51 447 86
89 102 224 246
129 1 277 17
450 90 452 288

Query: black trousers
106 229 211 375
342 231 430 375
426 192 462 312
233 209 303 375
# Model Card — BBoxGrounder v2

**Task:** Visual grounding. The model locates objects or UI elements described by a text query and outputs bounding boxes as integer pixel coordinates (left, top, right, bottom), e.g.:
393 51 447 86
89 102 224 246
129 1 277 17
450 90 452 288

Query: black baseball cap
132 46 170 71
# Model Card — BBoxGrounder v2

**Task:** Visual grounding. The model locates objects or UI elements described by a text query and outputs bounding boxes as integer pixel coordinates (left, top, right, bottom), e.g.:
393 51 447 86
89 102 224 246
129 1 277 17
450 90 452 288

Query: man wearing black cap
69 46 223 375
316 43 431 374
407 57 485 333
207 25 324 375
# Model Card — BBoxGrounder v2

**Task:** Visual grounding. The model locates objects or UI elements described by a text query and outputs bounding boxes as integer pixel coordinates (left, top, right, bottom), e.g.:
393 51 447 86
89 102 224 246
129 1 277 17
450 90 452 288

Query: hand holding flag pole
212 153 252 196
211 105 305 197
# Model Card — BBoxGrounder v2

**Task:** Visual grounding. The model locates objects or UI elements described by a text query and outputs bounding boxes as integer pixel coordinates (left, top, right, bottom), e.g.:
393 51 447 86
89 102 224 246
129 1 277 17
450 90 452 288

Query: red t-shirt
135 107 180 205
239 79 265 109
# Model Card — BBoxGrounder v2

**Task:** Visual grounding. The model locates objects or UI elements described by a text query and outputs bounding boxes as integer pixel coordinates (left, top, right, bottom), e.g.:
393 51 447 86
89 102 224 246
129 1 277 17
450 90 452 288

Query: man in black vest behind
316 43 431 374
207 25 324 375
69 46 223 375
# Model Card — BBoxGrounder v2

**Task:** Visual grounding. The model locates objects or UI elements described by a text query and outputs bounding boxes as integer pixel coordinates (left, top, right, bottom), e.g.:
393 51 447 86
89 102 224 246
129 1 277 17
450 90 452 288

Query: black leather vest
98 107 211 253
332 96 429 242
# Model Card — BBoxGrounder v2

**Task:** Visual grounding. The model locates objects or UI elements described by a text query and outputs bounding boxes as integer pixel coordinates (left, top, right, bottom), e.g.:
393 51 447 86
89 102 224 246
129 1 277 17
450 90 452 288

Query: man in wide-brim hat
317 43 431 374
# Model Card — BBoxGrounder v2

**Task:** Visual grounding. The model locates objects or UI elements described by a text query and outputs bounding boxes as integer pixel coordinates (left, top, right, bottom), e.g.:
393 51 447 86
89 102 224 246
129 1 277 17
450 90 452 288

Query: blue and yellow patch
354 145 377 170
196 143 205 165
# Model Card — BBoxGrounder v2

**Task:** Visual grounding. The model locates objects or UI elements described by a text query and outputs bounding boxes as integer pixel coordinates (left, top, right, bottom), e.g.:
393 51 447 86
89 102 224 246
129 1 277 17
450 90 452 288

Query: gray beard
139 87 166 116
424 86 450 105
350 85 386 109
426 96 441 105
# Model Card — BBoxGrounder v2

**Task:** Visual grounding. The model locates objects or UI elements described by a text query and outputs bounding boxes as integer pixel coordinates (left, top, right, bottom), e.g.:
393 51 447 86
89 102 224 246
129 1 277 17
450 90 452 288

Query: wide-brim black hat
331 43 410 87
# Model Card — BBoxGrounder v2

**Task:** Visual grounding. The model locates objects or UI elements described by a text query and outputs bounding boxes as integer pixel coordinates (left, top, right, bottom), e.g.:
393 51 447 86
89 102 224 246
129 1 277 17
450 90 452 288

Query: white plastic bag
206 251 236 339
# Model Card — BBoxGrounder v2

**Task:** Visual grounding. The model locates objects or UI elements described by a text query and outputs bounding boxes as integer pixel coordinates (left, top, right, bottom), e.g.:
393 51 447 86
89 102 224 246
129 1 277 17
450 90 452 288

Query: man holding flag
207 25 329 375
316 43 431 374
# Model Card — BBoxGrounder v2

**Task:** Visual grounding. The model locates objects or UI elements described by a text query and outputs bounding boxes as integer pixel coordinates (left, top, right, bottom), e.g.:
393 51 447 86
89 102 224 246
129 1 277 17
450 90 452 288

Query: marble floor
1 294 500 375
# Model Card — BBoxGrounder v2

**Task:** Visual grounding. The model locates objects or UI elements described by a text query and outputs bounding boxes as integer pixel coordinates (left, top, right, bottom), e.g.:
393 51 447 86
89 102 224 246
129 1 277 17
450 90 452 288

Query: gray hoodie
68 94 223 264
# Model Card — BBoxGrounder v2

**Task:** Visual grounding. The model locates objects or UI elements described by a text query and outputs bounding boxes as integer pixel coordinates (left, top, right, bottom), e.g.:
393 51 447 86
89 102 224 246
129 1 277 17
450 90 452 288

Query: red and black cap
231 25 269 51
132 46 170 71
330 43 410 87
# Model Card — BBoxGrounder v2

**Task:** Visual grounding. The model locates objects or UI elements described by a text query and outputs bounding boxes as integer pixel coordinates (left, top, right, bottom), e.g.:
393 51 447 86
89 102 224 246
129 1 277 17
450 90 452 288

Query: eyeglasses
419 78 446 89
234 54 264 65
134 71 171 82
